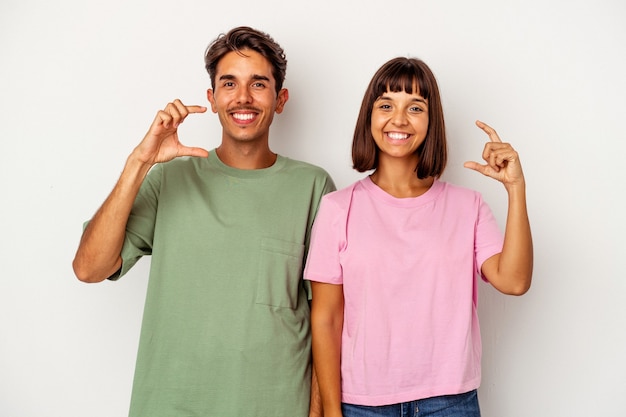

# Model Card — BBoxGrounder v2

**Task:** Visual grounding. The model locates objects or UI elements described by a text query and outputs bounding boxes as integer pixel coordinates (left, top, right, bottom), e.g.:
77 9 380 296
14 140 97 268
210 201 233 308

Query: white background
1 0 625 415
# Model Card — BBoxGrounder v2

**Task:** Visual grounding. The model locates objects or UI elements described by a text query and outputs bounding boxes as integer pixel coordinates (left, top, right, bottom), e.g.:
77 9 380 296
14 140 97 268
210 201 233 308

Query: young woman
304 57 533 417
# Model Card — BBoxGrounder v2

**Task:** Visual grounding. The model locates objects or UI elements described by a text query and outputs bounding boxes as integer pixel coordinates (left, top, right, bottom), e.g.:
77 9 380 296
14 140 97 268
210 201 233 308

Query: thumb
179 146 210 158
465 161 502 181
463 161 484 174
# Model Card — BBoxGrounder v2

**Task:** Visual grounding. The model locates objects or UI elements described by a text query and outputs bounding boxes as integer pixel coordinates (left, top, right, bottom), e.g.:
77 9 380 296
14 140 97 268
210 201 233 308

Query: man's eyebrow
218 74 271 81
251 74 271 82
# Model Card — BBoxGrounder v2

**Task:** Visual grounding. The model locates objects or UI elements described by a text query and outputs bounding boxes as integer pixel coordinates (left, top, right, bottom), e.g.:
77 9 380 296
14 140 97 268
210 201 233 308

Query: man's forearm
309 365 323 417
72 155 152 282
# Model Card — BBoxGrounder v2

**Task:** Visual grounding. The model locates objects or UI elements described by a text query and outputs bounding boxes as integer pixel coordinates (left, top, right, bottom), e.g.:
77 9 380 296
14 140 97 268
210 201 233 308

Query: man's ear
275 88 289 114
206 89 218 113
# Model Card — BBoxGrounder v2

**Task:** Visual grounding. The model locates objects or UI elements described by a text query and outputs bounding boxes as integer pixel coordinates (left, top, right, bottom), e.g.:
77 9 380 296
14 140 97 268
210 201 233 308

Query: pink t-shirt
304 177 503 406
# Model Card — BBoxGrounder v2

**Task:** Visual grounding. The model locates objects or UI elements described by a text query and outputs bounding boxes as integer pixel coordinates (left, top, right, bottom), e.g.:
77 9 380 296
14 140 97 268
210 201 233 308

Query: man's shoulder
280 156 330 176
278 157 335 190
149 157 213 180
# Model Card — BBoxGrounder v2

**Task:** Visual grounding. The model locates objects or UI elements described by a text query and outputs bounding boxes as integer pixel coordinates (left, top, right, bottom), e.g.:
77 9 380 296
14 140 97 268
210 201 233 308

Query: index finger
475 120 502 143
186 105 208 114
170 99 207 116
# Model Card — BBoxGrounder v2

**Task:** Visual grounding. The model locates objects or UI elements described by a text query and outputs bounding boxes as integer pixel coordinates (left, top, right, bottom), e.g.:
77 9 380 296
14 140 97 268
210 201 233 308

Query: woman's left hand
463 120 525 188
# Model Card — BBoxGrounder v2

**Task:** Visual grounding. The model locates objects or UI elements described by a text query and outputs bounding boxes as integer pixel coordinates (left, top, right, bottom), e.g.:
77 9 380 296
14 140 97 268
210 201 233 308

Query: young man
73 26 334 417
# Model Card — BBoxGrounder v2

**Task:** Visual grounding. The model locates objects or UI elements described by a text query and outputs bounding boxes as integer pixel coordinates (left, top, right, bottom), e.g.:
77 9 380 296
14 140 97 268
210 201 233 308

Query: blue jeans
341 390 480 417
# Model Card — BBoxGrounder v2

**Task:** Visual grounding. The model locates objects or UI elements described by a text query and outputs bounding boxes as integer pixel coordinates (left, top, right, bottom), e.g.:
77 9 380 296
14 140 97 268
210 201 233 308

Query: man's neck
215 143 277 170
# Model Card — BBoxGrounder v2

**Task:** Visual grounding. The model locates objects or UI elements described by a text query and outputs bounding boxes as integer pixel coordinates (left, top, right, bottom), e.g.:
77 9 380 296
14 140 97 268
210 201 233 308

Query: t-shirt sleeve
474 195 504 281
107 165 162 281
322 173 337 195
108 234 151 281
303 194 345 285
302 170 338 299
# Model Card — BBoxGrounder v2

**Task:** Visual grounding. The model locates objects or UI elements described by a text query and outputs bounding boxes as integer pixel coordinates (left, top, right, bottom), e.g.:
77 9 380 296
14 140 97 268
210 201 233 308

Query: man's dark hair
204 26 287 95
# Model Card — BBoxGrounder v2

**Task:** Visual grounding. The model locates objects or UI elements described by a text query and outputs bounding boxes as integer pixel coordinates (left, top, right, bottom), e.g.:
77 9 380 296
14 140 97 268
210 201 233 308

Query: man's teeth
388 132 409 140
233 113 255 121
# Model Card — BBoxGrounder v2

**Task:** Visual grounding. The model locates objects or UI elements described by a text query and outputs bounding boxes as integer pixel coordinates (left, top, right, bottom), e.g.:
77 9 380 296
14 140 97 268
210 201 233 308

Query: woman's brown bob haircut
352 57 447 179
204 26 287 95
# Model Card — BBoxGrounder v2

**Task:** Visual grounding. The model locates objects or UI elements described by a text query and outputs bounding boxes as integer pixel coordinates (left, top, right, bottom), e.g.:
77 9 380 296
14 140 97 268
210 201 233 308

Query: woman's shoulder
438 179 480 194
322 178 365 201
316 179 366 216
437 180 486 206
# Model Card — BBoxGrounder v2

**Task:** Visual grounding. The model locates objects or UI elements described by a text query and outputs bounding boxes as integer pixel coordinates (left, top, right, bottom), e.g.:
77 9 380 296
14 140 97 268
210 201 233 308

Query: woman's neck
369 159 434 198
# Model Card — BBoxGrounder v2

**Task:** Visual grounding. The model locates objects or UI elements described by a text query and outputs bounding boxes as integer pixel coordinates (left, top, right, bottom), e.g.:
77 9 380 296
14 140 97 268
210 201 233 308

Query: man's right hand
73 99 209 283
133 99 209 166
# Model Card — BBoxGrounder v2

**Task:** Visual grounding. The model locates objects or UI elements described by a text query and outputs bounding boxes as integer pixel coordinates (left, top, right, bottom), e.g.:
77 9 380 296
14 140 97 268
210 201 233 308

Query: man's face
207 48 288 146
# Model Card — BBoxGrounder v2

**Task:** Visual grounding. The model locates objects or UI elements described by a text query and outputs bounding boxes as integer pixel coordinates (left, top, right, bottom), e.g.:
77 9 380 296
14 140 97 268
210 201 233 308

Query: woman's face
370 88 429 163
